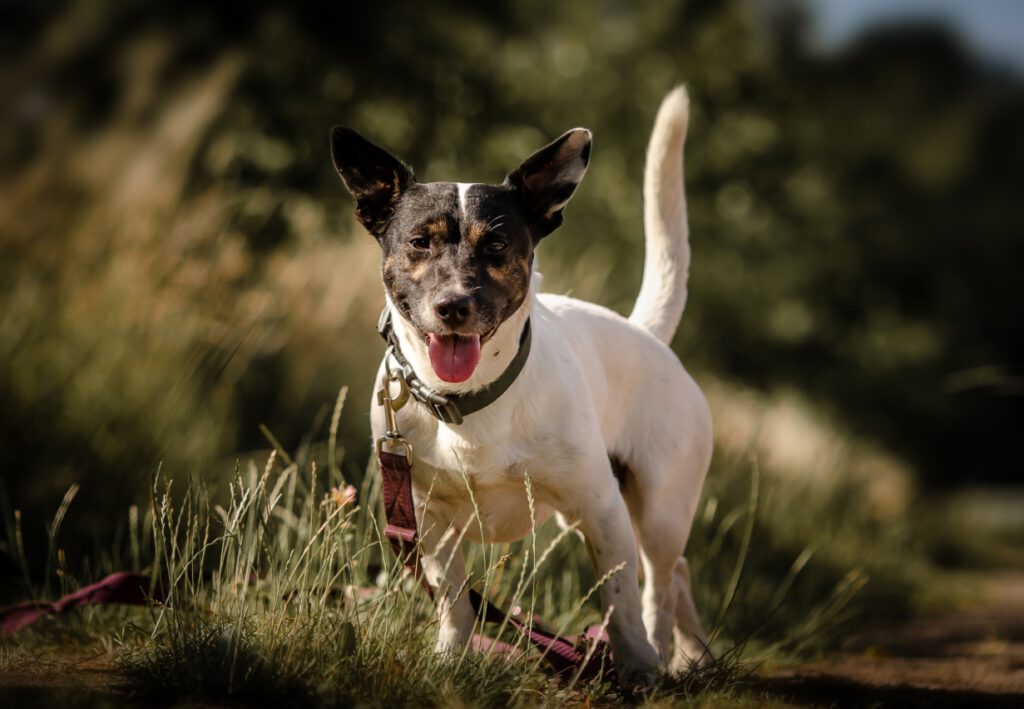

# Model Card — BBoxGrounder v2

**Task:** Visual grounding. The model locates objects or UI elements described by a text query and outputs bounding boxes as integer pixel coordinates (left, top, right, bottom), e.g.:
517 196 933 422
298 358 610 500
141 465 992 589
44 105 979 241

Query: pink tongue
427 333 482 382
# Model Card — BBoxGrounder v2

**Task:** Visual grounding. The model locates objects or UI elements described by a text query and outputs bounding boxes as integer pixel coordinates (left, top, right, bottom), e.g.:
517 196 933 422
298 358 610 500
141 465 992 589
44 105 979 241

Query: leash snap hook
377 351 413 465
382 347 411 411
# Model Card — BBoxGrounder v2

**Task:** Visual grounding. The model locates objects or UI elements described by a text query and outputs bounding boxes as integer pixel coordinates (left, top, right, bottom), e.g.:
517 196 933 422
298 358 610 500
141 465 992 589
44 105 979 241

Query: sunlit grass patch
109 451 609 706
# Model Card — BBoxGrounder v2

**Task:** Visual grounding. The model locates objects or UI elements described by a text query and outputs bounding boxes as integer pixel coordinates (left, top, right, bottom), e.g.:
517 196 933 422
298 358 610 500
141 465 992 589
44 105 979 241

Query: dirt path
755 572 1024 707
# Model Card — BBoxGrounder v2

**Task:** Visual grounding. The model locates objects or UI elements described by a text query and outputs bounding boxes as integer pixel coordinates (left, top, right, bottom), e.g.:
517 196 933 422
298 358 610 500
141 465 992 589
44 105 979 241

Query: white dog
331 87 712 686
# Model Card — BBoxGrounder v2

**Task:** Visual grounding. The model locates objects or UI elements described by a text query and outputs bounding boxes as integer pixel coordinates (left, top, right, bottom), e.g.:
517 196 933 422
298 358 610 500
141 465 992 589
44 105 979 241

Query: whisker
485 214 508 233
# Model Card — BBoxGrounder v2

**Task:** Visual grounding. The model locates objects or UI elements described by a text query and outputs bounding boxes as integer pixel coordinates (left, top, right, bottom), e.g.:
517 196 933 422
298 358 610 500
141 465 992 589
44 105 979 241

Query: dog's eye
409 236 431 250
485 239 508 253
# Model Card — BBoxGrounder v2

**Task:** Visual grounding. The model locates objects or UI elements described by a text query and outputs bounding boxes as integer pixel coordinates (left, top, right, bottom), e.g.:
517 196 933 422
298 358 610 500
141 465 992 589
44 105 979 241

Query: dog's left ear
331 127 415 239
505 128 591 241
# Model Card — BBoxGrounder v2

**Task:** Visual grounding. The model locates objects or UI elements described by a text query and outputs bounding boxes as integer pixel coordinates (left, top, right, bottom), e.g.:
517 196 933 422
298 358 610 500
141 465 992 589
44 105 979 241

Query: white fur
456 182 474 221
371 86 711 684
631 86 691 344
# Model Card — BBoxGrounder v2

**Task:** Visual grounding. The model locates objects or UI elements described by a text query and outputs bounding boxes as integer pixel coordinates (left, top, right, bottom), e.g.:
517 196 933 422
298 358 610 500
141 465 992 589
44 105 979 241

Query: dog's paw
433 630 471 657
615 662 659 693
669 635 714 675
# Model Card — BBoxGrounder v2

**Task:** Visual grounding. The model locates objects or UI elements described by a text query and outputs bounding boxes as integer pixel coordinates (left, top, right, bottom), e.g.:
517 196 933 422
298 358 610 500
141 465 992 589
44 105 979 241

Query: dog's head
330 126 590 383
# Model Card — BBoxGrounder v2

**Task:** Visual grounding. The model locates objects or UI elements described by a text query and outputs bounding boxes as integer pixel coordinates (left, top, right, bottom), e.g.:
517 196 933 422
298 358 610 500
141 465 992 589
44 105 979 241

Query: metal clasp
376 347 413 465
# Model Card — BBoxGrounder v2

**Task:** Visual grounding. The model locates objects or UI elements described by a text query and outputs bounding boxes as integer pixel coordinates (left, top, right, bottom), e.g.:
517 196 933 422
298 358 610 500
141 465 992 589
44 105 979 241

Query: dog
330 86 712 686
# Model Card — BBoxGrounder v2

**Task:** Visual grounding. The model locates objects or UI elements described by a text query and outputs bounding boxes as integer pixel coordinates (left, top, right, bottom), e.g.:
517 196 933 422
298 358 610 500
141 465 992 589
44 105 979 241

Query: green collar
377 309 532 425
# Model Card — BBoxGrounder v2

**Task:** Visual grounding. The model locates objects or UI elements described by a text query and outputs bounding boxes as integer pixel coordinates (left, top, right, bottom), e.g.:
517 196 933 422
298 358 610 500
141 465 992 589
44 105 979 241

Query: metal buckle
376 434 413 466
431 400 463 425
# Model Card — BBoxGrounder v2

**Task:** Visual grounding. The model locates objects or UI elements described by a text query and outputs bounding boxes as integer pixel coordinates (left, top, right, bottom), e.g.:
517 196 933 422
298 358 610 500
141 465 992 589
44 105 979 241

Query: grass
0 386 984 707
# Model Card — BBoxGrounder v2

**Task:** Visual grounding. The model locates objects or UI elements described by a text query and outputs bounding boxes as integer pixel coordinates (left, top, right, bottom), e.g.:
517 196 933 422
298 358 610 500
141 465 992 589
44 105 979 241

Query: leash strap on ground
0 572 161 634
378 449 608 678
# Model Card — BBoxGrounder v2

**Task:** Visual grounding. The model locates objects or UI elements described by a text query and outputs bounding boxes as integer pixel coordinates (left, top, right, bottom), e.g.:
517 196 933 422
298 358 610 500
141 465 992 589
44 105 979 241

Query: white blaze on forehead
456 182 477 220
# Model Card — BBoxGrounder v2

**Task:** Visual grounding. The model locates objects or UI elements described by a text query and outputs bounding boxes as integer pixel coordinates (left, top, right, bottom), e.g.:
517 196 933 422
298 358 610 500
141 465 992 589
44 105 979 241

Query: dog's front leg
570 473 660 687
418 506 475 654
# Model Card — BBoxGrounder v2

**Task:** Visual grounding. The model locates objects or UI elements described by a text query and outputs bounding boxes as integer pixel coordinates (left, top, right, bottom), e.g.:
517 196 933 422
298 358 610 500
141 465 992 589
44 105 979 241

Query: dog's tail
629 86 691 345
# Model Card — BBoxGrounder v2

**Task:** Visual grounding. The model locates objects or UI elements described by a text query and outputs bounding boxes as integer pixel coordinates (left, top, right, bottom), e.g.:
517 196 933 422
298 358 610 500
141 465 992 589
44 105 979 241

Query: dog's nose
434 294 475 327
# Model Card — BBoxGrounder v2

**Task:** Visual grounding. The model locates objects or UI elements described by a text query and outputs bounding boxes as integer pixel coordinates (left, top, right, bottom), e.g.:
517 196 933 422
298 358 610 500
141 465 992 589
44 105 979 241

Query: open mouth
427 333 482 383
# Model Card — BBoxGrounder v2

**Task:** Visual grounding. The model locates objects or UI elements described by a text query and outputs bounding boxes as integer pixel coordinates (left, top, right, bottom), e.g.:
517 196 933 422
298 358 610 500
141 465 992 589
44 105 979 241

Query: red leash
0 572 160 634
379 449 609 679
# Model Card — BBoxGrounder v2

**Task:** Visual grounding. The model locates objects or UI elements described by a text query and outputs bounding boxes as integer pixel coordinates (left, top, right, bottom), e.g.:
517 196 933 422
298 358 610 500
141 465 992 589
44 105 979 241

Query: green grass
1 388 977 707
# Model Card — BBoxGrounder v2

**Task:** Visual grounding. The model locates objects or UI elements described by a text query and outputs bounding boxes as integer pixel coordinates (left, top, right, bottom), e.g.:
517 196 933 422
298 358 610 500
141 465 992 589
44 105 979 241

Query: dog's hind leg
638 537 680 664
633 500 691 666
671 556 711 671
626 431 711 671
636 518 710 671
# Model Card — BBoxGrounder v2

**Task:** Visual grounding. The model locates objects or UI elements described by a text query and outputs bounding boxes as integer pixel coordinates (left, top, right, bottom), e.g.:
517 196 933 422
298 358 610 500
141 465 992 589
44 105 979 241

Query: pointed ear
330 127 414 238
505 128 591 240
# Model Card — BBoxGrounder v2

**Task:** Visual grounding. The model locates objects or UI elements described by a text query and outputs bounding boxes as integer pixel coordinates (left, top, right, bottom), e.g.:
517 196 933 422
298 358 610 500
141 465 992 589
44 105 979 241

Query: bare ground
752 572 1024 707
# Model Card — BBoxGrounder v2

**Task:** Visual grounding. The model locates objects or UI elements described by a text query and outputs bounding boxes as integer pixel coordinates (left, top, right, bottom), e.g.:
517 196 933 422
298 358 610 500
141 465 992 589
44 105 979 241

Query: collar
377 308 532 425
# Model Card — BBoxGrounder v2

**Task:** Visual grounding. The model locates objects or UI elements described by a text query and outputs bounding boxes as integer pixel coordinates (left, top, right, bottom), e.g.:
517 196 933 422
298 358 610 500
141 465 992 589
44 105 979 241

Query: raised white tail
629 86 691 345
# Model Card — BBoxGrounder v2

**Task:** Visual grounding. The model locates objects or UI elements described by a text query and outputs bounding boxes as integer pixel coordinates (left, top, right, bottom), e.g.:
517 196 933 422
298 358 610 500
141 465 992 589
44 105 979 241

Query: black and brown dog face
331 126 590 382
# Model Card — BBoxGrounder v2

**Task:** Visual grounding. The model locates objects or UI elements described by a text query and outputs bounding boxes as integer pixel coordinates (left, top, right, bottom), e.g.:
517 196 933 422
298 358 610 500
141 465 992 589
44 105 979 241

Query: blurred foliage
1 0 1022 568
